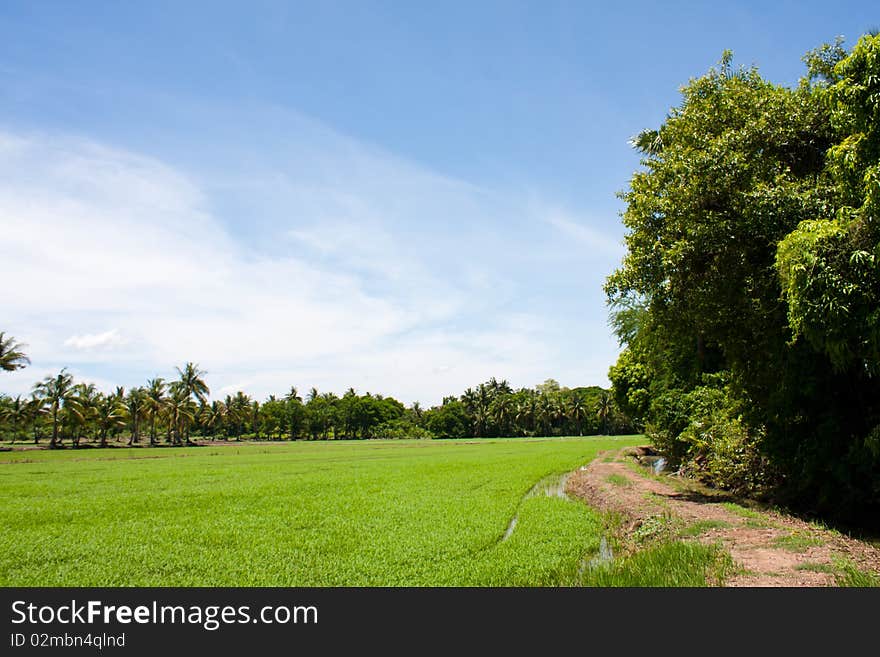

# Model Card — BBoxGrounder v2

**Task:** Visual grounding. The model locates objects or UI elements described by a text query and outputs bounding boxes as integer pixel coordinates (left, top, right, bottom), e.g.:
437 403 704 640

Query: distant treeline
0 358 632 445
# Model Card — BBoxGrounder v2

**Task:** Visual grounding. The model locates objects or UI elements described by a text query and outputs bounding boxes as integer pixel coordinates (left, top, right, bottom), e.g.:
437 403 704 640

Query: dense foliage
606 35 880 524
0 355 632 444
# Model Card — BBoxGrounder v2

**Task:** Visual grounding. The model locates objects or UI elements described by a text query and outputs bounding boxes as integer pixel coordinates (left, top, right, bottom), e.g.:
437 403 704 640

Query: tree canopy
606 34 880 524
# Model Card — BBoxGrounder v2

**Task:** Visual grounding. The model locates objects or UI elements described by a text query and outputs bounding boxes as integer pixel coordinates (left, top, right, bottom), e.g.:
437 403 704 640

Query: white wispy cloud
543 209 626 258
64 329 127 350
0 125 620 404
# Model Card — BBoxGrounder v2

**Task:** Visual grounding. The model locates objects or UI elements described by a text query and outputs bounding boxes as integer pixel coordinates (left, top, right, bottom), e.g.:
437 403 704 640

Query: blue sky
0 1 872 404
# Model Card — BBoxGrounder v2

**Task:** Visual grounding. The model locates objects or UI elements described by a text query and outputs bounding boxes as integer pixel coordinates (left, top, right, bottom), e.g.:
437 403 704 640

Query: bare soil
566 447 880 587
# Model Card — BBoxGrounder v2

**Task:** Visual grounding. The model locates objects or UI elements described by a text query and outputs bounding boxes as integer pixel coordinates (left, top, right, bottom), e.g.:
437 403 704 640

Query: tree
0 395 27 442
492 396 513 436
26 395 45 444
167 382 196 444
33 369 75 448
176 363 209 403
596 392 613 435
125 387 146 445
175 363 209 442
568 396 587 436
145 378 167 446
423 400 469 439
95 394 127 447
0 332 30 372
605 36 880 521
68 382 99 447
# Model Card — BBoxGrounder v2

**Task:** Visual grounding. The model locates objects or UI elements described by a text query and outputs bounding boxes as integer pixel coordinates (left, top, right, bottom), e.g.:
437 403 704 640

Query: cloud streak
64 329 127 350
0 123 621 404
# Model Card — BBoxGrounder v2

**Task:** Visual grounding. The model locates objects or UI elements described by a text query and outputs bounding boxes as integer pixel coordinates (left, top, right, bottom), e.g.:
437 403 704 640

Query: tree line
606 34 880 524
0 334 631 445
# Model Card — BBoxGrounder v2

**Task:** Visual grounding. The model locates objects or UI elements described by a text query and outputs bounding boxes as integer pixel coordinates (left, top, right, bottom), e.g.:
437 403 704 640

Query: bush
648 376 773 497
371 420 435 440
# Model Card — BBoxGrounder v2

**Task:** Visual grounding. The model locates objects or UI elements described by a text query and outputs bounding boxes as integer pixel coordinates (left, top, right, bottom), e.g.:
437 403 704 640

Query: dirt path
566 447 880 587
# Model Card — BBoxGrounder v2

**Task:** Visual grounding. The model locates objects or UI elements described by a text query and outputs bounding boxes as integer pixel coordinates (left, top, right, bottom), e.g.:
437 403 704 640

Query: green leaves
606 35 880 523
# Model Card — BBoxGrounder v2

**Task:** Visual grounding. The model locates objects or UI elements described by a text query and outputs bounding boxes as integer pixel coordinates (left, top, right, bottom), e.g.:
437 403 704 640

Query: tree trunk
50 407 59 448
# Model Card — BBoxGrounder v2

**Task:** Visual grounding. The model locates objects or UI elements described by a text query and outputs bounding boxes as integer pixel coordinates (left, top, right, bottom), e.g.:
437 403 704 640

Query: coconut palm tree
174 363 208 443
493 396 513 436
33 369 75 448
538 394 556 436
145 378 167 446
126 387 146 445
597 392 614 435
68 382 100 447
514 401 531 436
95 394 127 447
0 332 30 371
167 382 196 445
175 362 209 402
568 396 587 436
203 399 227 440
251 400 261 439
26 394 45 444
2 395 28 442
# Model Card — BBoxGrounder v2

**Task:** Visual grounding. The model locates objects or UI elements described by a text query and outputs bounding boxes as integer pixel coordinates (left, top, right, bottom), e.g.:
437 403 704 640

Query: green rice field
0 436 728 586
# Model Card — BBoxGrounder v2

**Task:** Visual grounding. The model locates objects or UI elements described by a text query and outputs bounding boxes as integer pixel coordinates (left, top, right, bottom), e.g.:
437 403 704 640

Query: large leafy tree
606 35 880 521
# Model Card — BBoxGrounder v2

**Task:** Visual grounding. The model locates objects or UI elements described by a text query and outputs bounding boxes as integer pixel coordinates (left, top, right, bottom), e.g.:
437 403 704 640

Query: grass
605 473 631 487
582 541 734 587
795 561 836 574
720 502 764 519
3 435 710 587
631 513 679 543
720 501 773 527
772 532 823 553
832 560 880 587
680 519 731 537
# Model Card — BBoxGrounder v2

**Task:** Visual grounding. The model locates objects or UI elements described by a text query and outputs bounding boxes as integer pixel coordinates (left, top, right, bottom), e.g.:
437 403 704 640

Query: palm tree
251 400 261 439
126 387 146 445
461 387 477 413
597 392 614 435
95 394 127 447
26 395 45 444
538 394 556 436
145 378 167 446
3 395 27 443
175 363 208 443
176 362 209 402
33 369 75 448
514 400 532 436
223 392 251 440
167 382 196 445
285 386 302 403
0 332 30 371
203 400 226 440
69 382 99 447
568 396 587 436
493 397 513 436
